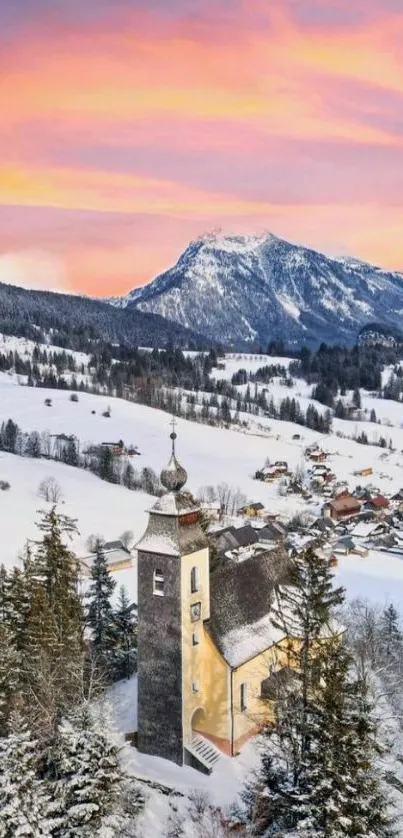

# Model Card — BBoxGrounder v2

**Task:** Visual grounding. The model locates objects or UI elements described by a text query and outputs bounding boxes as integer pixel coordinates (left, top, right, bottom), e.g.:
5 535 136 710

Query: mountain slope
113 233 403 347
0 281 210 351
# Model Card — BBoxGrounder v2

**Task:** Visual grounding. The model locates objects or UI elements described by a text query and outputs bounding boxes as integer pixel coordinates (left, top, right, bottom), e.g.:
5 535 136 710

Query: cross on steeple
170 415 177 455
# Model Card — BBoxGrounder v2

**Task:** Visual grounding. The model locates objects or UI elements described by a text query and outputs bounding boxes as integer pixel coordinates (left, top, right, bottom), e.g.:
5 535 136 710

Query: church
136 428 297 773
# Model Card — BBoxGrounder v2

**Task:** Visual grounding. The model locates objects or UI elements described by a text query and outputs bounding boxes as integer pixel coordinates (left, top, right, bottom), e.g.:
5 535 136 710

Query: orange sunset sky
1 0 402 296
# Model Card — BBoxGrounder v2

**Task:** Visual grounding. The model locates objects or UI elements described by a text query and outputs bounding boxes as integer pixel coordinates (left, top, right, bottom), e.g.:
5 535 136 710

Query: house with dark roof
323 493 361 521
135 432 312 774
81 539 133 575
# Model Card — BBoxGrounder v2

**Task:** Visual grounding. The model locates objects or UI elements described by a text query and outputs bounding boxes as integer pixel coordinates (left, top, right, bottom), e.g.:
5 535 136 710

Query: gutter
230 667 234 756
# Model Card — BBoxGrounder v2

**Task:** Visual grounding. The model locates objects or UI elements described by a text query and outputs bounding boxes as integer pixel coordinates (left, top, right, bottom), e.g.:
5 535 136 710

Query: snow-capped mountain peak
109 233 403 347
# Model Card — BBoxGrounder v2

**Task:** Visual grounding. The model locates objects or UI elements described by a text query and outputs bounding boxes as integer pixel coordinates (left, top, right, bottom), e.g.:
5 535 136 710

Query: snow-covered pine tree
306 639 394 838
271 545 344 770
379 603 402 661
0 711 51 838
0 623 20 736
250 546 345 834
113 586 137 681
22 508 84 739
85 540 117 681
52 703 137 837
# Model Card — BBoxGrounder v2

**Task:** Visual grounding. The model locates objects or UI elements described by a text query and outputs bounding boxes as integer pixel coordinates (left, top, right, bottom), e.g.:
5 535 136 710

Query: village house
135 431 315 773
323 493 361 521
237 501 265 518
256 461 289 481
305 446 328 462
81 539 133 575
363 494 390 514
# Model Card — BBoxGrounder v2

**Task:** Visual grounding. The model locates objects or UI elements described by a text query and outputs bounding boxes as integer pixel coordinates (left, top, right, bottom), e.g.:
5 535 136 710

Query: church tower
136 423 210 765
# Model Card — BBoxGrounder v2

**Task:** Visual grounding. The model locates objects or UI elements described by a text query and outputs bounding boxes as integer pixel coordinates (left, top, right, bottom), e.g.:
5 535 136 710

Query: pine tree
379 603 401 660
85 541 116 679
52 704 124 837
113 586 137 681
0 624 20 737
0 712 51 837
22 509 84 738
307 641 393 837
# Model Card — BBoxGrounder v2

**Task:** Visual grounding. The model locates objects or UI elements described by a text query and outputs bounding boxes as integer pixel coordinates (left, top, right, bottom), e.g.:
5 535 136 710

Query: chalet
256 462 289 481
306 447 327 462
323 494 361 521
238 501 265 518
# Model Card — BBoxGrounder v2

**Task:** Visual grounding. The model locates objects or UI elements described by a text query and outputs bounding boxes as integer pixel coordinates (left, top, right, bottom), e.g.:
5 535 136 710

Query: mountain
110 232 403 347
0 281 210 352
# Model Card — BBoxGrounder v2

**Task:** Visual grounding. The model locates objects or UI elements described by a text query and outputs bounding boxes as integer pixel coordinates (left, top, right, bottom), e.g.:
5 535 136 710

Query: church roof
207 550 289 668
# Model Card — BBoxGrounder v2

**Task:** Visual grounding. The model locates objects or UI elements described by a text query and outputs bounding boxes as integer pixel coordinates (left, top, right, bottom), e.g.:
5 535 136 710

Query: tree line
0 507 140 836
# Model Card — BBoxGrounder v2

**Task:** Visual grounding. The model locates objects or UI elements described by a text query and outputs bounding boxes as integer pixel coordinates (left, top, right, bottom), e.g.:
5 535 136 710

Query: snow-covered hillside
111 232 403 347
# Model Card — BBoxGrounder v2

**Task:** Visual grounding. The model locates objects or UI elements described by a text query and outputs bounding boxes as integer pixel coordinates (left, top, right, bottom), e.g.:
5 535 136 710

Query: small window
240 682 247 712
190 602 201 622
190 566 200 593
153 569 165 596
192 631 200 646
192 680 199 693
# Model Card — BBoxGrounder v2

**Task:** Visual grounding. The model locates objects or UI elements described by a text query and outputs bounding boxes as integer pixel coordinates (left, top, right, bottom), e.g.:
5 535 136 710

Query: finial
170 416 177 456
160 417 187 493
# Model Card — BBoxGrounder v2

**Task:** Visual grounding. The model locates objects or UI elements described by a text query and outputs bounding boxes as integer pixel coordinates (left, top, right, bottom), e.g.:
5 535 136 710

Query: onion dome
160 429 188 493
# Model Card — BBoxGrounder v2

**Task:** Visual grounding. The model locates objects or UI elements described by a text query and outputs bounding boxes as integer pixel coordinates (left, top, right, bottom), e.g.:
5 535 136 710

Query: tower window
240 682 248 712
190 602 201 622
153 569 165 596
190 566 200 593
192 631 200 646
192 680 199 694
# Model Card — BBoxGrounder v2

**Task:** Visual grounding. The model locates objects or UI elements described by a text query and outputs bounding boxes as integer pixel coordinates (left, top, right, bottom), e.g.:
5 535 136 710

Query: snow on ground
211 353 294 381
0 451 149 578
0 332 90 367
336 551 403 611
108 675 260 806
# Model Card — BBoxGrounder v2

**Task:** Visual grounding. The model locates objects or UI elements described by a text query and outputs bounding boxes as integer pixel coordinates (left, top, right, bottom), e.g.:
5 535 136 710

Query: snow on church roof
207 550 290 667
219 613 285 668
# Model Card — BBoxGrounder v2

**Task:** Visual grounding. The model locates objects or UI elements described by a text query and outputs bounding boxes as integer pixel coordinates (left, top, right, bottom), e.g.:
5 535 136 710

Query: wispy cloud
1 0 402 293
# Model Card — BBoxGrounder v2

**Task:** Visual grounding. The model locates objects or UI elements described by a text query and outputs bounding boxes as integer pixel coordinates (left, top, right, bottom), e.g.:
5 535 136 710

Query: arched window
190 566 199 593
153 568 164 596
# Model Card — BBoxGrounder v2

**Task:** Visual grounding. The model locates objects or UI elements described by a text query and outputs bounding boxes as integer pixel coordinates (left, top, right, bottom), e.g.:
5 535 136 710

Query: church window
190 602 201 622
192 631 200 646
240 682 248 712
153 569 165 596
190 566 200 593
192 680 199 693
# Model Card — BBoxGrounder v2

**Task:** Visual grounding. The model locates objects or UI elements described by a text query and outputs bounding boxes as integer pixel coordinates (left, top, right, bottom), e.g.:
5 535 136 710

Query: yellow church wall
181 546 228 749
232 637 299 751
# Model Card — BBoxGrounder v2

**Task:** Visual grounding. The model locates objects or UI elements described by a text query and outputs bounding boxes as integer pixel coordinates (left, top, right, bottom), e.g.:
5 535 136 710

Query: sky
1 0 402 296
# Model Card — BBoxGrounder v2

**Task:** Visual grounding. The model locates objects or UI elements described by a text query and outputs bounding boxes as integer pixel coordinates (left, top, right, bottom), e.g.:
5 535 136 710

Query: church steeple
160 417 188 494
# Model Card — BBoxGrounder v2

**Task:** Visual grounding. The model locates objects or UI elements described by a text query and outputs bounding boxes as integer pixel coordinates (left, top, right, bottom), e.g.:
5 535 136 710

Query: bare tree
120 530 134 550
197 483 247 517
86 533 105 553
38 477 63 503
